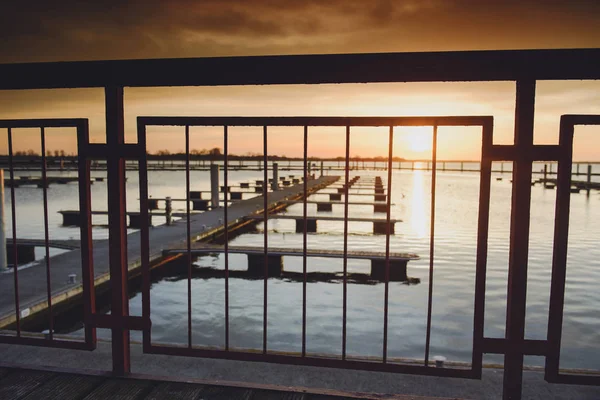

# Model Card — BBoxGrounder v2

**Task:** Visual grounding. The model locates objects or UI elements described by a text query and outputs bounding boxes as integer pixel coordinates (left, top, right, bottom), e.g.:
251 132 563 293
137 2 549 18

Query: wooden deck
0 176 339 328
0 366 452 400
282 201 393 206
165 245 418 261
246 215 400 223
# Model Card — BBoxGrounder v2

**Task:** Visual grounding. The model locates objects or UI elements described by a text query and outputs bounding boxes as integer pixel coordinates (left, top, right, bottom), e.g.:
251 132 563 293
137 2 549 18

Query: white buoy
0 169 6 271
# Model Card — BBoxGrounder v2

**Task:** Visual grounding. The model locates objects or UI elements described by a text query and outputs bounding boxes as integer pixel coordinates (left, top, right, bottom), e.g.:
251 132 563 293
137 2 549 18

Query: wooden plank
252 389 306 399
0 369 56 400
21 374 104 400
282 201 393 206
196 385 254 399
168 245 419 261
82 378 155 400
246 215 399 223
0 367 12 380
144 381 204 400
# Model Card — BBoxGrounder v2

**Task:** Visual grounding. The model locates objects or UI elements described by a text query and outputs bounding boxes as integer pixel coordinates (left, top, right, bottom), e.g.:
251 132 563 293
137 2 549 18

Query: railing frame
1 48 599 400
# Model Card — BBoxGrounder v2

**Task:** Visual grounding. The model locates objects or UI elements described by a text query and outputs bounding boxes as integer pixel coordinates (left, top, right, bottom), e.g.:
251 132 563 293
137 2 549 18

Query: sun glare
399 127 433 156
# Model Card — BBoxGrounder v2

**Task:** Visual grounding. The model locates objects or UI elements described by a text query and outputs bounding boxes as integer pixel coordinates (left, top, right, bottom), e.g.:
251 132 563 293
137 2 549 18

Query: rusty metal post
105 85 130 375
0 170 6 271
503 80 536 400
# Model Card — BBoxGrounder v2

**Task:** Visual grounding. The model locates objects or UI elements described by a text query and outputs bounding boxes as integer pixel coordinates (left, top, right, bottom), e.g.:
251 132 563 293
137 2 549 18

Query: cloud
4 0 599 63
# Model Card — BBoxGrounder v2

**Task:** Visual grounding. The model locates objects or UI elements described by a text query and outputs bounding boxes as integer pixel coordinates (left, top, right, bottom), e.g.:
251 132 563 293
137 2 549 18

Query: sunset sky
0 1 599 159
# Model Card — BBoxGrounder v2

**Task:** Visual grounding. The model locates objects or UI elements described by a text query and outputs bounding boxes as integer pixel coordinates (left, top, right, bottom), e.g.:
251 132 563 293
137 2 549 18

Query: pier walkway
0 364 450 400
0 176 339 327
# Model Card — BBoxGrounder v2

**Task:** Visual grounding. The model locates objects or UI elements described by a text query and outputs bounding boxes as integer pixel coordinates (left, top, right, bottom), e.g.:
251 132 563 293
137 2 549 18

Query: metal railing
134 116 492 378
0 48 599 400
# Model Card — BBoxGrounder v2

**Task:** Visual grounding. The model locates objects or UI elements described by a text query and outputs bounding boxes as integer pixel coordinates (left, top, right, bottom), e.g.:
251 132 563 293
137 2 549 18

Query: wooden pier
282 200 393 212
0 173 417 331
246 215 399 234
0 176 342 328
165 245 418 281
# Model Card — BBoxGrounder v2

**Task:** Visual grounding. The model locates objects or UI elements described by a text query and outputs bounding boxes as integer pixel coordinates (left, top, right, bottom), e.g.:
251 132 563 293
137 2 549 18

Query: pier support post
0 170 6 270
370 259 408 281
192 199 209 211
165 197 172 225
373 203 389 213
587 165 592 189
317 202 333 212
543 164 548 182
373 221 395 235
6 244 35 266
320 161 324 176
272 162 279 191
295 218 317 233
148 198 159 211
374 194 387 202
247 254 283 277
129 212 152 229
210 163 219 209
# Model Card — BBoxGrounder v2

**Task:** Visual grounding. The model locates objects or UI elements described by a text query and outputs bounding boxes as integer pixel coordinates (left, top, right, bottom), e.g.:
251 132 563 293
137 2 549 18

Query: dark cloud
0 0 598 63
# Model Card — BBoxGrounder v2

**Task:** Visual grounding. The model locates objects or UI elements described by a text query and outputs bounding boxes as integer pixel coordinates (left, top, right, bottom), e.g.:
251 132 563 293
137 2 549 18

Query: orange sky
0 1 599 159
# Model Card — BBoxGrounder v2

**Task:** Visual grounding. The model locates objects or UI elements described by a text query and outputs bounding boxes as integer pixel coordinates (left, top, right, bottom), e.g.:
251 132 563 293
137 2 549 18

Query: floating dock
0 176 340 328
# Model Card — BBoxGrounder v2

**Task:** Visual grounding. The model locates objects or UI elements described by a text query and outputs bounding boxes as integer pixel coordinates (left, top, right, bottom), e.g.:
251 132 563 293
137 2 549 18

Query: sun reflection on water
410 165 428 239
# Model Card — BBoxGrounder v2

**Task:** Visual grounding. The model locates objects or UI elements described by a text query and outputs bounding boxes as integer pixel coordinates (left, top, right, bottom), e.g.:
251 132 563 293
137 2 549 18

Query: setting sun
397 126 433 157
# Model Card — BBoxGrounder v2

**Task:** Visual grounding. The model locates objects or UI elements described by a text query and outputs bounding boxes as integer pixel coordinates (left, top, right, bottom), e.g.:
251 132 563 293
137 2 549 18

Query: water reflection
410 166 428 239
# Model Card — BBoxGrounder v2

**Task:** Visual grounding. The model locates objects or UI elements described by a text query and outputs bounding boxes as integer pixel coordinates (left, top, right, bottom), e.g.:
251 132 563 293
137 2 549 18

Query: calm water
3 162 600 370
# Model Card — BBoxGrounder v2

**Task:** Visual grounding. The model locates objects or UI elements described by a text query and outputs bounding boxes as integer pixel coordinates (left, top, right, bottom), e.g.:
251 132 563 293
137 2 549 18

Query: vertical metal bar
185 125 192 348
105 85 130 375
224 125 230 351
7 128 20 336
342 125 350 360
472 120 493 377
77 121 96 347
383 126 394 363
424 125 438 366
545 116 574 381
40 127 53 340
302 125 308 357
263 125 268 354
503 80 536 400
137 120 151 351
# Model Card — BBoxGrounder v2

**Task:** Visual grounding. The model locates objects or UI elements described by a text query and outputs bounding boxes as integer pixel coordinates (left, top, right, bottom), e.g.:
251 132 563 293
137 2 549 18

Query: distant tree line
149 148 406 162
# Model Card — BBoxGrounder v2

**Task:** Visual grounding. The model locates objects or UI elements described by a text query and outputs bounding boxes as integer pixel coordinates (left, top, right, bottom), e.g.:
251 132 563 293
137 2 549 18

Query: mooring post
0 169 6 271
576 163 580 175
210 163 219 209
320 161 324 176
543 164 548 182
272 162 279 191
587 165 592 189
165 197 172 225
